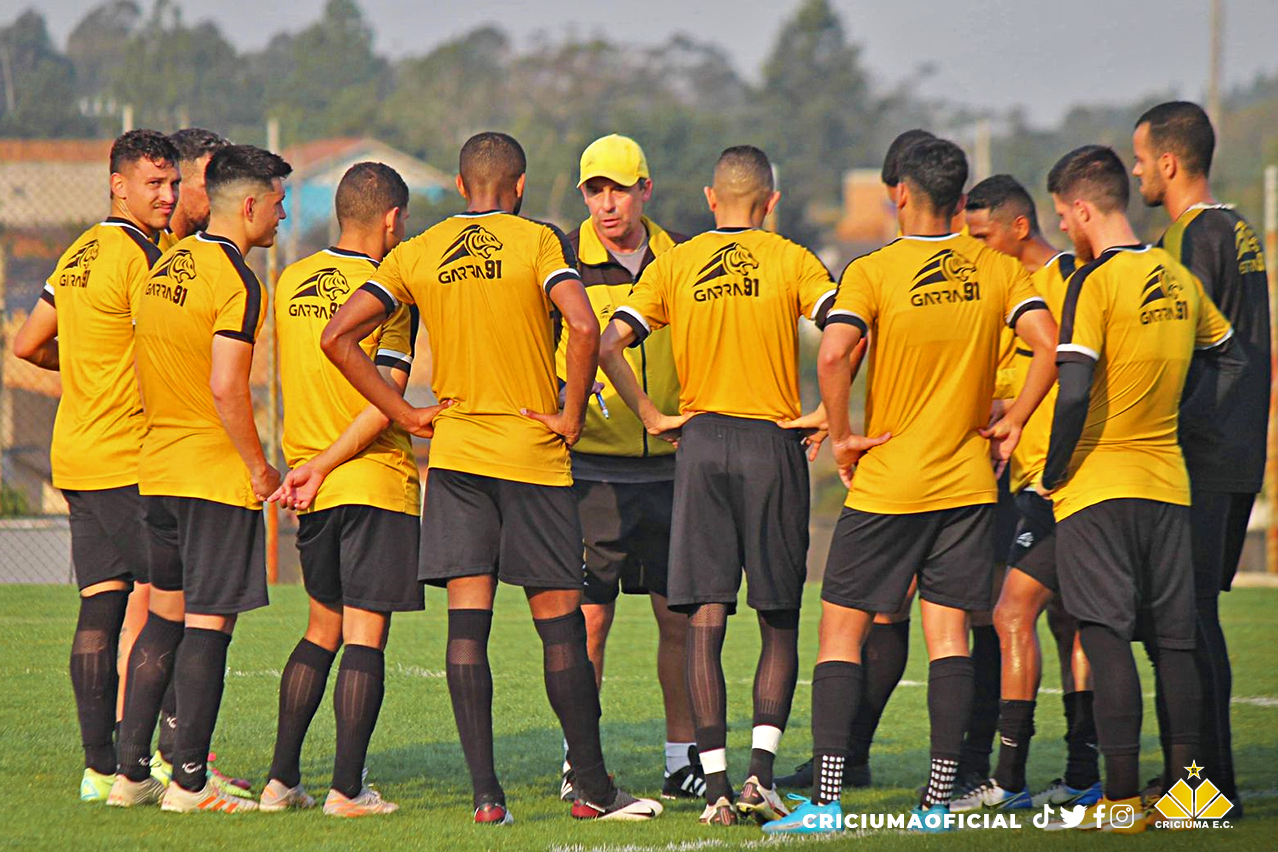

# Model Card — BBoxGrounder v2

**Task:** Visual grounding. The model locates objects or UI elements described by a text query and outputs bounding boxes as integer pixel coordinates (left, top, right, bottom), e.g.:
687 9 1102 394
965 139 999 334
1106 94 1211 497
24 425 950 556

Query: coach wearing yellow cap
554 135 701 801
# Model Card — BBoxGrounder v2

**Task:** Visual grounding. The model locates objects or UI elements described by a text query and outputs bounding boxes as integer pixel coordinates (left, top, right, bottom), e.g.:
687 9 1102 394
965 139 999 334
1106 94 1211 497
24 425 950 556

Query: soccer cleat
909 803 954 833
559 761 574 801
761 796 842 835
160 779 258 813
259 779 316 812
80 768 115 802
572 786 663 821
107 774 166 808
736 775 791 823
1140 775 1164 809
662 746 707 800
323 787 398 817
776 756 871 789
949 778 1031 812
1031 777 1102 809
149 753 172 787
698 795 737 826
207 752 253 798
474 800 514 825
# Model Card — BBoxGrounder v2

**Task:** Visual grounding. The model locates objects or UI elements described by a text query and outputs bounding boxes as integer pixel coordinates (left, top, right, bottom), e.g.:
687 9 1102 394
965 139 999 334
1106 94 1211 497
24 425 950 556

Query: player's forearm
18 340 59 371
1002 348 1057 428
599 325 657 422
212 381 269 478
1041 360 1094 490
818 333 857 441
308 369 405 474
323 330 415 427
561 316 600 427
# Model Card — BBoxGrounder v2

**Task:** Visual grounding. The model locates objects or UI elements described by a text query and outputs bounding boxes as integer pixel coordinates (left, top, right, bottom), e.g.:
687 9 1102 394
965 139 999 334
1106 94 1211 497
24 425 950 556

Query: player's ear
953 193 967 217
1159 151 1177 181
109 171 127 202
1014 215 1030 241
639 178 654 202
764 190 781 218
243 193 256 223
516 173 527 198
703 186 716 213
896 181 910 211
384 206 399 232
454 174 467 201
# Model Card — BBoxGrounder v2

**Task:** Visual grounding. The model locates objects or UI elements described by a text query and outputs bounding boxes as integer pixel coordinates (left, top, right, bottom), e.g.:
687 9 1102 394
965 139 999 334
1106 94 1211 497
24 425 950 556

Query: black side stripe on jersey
529 218 581 268
1056 251 1119 363
360 281 397 317
544 268 581 296
118 224 163 268
824 309 868 336
1007 297 1048 328
215 243 262 343
614 305 651 347
407 304 420 357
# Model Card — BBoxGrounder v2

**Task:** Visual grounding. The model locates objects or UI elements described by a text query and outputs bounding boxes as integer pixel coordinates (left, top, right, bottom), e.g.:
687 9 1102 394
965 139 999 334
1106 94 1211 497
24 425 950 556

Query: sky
23 0 1278 125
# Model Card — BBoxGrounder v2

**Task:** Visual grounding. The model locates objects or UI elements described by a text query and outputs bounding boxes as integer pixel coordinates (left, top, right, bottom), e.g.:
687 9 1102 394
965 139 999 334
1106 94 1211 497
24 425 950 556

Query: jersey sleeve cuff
824 309 869 336
360 281 398 316
1196 327 1234 350
374 348 413 373
40 283 55 306
613 305 651 347
1006 297 1048 328
214 329 255 344
811 288 837 328
1056 343 1098 364
543 268 581 296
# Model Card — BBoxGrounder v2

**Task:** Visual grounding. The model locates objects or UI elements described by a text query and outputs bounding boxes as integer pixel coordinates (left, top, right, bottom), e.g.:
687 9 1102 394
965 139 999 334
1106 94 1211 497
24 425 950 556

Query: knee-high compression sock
156 680 177 763
992 700 1035 792
1195 595 1236 796
535 611 609 804
959 625 1001 780
117 613 184 781
171 628 232 792
1080 624 1141 801
810 662 863 805
686 603 730 803
332 644 385 799
1153 646 1202 790
268 639 337 788
923 656 974 808
70 591 129 774
1063 691 1099 789
749 609 799 788
445 609 501 808
848 620 909 765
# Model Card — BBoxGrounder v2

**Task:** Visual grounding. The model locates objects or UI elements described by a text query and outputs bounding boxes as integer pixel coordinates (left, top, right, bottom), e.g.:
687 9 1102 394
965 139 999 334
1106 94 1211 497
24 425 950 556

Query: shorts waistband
687 412 795 436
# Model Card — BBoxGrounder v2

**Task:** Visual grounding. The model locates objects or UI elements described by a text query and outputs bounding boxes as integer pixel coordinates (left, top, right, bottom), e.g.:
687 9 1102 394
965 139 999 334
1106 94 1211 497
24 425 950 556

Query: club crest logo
441 224 503 266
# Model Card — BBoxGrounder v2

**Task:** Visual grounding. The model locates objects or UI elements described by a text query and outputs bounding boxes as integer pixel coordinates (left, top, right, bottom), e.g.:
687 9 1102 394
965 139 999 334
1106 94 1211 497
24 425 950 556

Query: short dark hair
109 129 178 175
168 128 229 164
898 137 968 217
881 129 935 186
205 144 293 197
966 174 1040 234
1047 145 1129 212
459 132 526 191
1135 100 1215 179
713 145 774 198
335 162 409 229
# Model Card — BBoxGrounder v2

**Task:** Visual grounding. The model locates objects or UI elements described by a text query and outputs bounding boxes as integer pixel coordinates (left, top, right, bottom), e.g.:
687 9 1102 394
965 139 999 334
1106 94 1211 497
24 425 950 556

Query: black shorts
575 478 673 605
419 468 583 590
298 505 423 612
63 485 149 589
993 466 1018 564
1191 488 1255 597
823 504 996 613
667 414 809 614
1006 490 1058 593
1056 498 1194 650
144 495 269 616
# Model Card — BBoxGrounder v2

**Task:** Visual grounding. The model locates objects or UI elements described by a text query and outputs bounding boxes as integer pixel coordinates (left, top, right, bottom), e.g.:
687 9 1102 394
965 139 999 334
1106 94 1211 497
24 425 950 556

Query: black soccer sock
535 610 610 804
686 603 730 803
332 644 384 799
1195 594 1236 795
171 627 232 792
268 638 337 788
70 590 129 775
1149 643 1173 789
848 619 909 765
810 661 863 805
992 699 1035 792
117 613 184 781
1152 646 1202 789
924 656 974 807
1079 624 1141 801
446 609 502 808
156 680 177 763
749 609 799 788
1063 691 1099 789
958 625 1000 780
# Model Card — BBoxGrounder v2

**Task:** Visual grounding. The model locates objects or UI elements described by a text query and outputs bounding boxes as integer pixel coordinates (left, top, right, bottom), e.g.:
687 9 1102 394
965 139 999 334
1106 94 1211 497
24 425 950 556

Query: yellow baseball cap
578 134 649 188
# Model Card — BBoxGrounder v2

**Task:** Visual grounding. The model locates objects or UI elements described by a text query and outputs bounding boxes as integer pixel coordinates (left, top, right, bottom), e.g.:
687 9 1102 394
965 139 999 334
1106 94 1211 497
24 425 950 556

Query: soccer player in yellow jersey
766 138 1059 836
555 134 701 802
112 145 291 815
258 163 426 817
1040 145 1243 832
321 132 662 823
599 145 838 826
953 174 1099 812
1133 101 1268 809
12 130 178 802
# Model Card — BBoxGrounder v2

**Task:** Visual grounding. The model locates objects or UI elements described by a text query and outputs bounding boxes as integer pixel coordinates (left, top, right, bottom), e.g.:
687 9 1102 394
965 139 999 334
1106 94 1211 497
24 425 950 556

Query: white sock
752 725 782 754
701 748 727 775
665 741 694 774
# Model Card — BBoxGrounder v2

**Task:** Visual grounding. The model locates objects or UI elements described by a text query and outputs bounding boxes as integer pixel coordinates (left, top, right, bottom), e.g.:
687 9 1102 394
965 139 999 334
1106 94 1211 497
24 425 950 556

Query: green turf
1 584 1275 851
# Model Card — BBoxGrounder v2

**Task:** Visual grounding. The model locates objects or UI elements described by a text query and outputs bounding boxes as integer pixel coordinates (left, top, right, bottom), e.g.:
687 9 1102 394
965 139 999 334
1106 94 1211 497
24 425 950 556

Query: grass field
2 584 1276 851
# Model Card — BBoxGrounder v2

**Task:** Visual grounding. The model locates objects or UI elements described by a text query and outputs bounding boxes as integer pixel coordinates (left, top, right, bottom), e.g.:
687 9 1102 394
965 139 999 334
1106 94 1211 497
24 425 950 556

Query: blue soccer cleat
760 795 843 835
910 803 955 832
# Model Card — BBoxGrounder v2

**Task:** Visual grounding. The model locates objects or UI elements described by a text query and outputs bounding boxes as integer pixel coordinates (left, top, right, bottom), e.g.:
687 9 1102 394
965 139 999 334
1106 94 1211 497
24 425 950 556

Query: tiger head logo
66 240 100 270
910 249 977 290
154 249 196 283
441 224 503 266
1141 265 1179 306
294 268 350 303
694 242 761 286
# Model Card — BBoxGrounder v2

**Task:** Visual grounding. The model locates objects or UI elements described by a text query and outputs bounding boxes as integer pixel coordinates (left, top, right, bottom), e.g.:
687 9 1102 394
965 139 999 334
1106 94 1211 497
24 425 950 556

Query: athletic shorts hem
744 596 803 613
341 594 425 613
667 594 739 614
818 590 890 614
183 595 270 617
1149 636 1196 651
75 573 134 591
917 589 991 612
419 565 583 592
1008 564 1057 594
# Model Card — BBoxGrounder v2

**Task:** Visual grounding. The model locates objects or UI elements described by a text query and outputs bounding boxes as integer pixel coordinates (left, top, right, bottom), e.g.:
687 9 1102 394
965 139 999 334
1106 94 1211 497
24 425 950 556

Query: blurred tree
0 11 94 137
67 1 141 97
